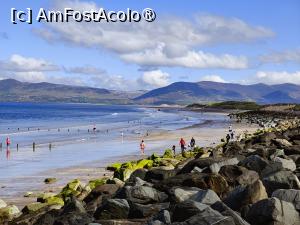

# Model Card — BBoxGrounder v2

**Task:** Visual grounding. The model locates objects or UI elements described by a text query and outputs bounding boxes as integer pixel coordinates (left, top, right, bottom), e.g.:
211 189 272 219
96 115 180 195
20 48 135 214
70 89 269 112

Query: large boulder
245 197 300 225
155 173 229 197
148 209 171 224
178 158 223 174
272 138 293 148
238 155 269 175
145 167 177 182
171 200 209 222
191 189 221 206
172 200 235 225
129 169 148 182
211 201 250 225
262 170 300 195
125 186 168 204
173 187 201 202
129 202 170 218
84 184 120 203
224 180 268 211
274 157 296 171
94 199 130 219
219 165 259 188
209 158 239 174
0 205 20 223
272 189 300 211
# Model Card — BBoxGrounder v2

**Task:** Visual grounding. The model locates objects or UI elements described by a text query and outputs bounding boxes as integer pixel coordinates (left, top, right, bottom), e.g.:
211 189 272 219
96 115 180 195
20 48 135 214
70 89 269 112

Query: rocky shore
1 117 300 225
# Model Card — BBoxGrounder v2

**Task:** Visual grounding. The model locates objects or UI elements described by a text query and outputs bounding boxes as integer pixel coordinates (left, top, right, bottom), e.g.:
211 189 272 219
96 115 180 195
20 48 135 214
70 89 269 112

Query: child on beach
140 140 145 155
172 145 176 156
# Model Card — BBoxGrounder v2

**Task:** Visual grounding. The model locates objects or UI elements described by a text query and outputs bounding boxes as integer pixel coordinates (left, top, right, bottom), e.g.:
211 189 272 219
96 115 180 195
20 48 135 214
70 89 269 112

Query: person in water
179 138 186 155
6 137 11 147
140 140 145 154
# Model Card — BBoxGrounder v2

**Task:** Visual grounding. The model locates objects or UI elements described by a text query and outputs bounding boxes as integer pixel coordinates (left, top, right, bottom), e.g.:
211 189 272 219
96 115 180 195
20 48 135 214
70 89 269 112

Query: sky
0 0 300 90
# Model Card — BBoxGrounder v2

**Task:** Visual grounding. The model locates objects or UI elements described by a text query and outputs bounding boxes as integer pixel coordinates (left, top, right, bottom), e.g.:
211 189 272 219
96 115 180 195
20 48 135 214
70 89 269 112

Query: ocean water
0 103 229 179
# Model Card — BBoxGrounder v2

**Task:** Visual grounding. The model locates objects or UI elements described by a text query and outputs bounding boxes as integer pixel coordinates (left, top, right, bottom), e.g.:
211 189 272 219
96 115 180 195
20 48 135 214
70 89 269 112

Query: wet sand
0 119 259 209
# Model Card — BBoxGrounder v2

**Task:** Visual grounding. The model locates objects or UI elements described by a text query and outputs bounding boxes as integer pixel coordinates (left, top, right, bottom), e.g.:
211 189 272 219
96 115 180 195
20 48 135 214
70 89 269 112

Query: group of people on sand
226 125 235 142
140 137 196 156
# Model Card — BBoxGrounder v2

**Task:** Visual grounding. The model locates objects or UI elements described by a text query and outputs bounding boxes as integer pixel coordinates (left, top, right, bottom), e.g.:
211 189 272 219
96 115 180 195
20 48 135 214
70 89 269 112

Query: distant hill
134 81 300 105
0 79 136 104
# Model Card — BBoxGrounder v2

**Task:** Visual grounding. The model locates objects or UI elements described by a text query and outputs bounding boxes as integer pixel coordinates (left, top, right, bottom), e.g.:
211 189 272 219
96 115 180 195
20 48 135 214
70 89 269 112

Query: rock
0 205 20 222
171 200 209 222
159 158 180 167
22 202 48 214
209 158 239 174
149 210 171 224
272 189 300 210
173 187 201 202
136 159 154 169
262 170 300 195
283 145 300 155
53 212 93 225
178 158 223 174
172 200 235 225
37 192 56 202
245 197 300 225
274 157 296 171
223 142 243 157
211 201 250 225
44 177 57 184
94 199 130 219
11 206 60 225
238 155 269 175
129 168 148 182
272 138 293 148
84 184 119 204
107 162 122 171
125 186 168 204
191 189 221 205
63 196 86 214
155 173 228 197
219 165 259 188
224 180 268 211
24 191 34 197
145 167 177 182
129 202 170 218
59 179 84 201
0 199 7 209
106 178 125 188
134 177 153 187
87 178 107 190
44 196 64 206
163 149 174 158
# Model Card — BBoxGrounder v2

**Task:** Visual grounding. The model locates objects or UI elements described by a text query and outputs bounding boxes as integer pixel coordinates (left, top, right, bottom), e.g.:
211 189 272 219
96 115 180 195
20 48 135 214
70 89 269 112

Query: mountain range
1 79 300 105
0 79 141 104
134 81 300 104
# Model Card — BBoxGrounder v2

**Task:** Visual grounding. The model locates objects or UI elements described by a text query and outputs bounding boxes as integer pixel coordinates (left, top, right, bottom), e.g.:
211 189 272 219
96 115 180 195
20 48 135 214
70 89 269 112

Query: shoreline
0 116 258 209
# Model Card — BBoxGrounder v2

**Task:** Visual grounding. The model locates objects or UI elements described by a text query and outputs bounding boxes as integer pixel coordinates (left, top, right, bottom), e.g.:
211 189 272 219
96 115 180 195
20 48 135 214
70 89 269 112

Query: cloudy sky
1 0 300 90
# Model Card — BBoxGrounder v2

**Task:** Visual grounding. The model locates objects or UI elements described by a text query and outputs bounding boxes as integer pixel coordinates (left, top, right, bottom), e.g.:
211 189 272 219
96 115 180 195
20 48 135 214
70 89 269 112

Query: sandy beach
0 115 259 209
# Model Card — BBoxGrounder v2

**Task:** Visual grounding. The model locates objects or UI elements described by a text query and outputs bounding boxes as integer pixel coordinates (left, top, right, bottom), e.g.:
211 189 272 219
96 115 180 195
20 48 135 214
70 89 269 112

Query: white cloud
121 44 248 69
260 49 300 64
200 75 226 83
32 0 274 69
139 70 170 88
0 54 59 72
252 71 300 84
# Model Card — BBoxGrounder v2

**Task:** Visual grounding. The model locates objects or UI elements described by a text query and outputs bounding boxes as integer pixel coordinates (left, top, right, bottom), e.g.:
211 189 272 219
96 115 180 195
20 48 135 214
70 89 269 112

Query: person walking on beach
190 137 196 149
179 138 186 155
140 140 145 155
226 134 231 143
6 137 11 147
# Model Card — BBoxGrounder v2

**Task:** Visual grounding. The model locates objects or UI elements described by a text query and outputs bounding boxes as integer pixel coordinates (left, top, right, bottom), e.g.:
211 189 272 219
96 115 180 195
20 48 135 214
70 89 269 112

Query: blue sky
0 0 300 90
